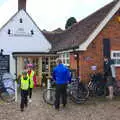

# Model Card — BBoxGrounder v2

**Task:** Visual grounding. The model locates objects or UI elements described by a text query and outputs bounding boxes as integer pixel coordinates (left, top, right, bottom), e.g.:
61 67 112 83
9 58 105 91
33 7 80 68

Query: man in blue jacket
52 58 71 110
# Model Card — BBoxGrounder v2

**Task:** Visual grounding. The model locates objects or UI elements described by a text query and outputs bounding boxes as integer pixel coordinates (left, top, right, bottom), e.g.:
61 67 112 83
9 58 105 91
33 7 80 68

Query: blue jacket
52 64 71 84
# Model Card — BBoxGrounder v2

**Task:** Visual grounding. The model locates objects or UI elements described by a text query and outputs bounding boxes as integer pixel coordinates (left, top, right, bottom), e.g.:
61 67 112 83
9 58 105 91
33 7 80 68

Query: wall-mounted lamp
8 29 11 34
31 30 34 35
73 53 78 60
0 49 3 55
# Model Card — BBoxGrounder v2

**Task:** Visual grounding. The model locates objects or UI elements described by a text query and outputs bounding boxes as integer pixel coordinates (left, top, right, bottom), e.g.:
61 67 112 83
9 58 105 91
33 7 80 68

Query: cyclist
20 71 29 112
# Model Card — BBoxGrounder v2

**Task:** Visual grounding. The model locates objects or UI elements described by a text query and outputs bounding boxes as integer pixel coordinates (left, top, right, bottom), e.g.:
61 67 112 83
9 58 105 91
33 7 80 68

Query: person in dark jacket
52 58 71 110
104 56 114 99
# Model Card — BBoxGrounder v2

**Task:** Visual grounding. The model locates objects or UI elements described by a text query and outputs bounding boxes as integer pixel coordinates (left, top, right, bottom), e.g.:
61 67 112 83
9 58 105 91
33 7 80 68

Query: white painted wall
0 9 51 77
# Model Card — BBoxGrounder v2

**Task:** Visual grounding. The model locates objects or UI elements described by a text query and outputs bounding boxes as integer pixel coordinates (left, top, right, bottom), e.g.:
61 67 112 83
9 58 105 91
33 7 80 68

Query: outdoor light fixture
0 49 3 55
73 49 79 79
8 29 11 34
74 53 78 59
31 30 34 35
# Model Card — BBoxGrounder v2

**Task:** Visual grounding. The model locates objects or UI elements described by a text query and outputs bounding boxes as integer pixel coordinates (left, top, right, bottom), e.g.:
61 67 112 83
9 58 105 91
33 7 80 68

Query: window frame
59 52 70 66
111 50 120 66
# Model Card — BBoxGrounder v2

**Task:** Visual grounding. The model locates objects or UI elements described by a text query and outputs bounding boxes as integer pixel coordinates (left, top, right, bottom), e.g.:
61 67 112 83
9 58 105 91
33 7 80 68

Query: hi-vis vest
28 70 35 88
21 76 29 90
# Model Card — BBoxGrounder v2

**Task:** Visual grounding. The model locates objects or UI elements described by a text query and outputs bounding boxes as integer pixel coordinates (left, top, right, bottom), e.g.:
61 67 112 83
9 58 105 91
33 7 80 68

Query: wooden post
76 52 79 79
15 81 17 102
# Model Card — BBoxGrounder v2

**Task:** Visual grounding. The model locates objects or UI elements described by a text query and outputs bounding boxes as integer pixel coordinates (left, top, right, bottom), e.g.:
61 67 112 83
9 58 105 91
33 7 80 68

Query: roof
12 52 56 56
43 0 119 52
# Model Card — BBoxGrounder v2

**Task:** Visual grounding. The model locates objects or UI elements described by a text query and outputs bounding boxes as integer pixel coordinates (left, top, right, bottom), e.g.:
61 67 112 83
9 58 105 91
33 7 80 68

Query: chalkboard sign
0 55 10 81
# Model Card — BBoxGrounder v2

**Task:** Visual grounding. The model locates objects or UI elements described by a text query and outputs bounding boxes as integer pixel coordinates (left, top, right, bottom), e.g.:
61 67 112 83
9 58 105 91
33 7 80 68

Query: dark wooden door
103 38 111 58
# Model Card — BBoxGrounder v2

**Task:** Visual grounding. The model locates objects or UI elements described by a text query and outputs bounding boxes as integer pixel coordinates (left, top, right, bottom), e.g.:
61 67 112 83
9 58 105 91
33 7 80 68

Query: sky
0 0 113 31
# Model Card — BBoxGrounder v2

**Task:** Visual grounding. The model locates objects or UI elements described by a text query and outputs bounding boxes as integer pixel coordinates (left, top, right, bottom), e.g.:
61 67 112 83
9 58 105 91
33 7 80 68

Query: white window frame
111 50 120 67
59 52 70 66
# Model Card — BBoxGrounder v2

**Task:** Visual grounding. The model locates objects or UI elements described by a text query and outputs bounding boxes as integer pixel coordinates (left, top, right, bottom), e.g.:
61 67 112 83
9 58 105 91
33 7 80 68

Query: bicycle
43 79 89 105
0 73 15 103
88 73 106 97
113 79 120 96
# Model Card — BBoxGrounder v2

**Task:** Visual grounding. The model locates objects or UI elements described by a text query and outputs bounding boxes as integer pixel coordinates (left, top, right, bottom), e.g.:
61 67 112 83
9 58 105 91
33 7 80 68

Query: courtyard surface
0 88 120 120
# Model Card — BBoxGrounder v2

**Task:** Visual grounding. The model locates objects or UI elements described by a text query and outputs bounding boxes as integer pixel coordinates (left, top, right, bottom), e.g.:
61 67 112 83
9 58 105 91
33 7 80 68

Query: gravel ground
1 88 120 120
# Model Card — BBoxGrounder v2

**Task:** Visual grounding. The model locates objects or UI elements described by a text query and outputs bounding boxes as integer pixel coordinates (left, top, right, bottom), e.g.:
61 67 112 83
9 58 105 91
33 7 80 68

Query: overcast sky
0 0 113 31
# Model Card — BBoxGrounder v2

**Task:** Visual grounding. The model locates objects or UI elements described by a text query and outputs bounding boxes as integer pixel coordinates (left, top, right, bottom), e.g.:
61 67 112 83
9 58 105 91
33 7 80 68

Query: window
42 57 49 72
23 57 30 69
19 18 23 23
59 52 70 66
111 51 120 66
50 56 56 73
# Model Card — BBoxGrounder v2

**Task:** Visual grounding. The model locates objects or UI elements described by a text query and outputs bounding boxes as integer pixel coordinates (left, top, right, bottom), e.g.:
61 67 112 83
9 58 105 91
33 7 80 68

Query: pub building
0 0 57 86
0 0 120 86
43 0 120 82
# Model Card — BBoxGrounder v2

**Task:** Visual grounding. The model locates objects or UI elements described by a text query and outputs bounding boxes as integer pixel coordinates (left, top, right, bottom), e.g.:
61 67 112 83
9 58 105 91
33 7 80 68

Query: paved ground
1 88 120 120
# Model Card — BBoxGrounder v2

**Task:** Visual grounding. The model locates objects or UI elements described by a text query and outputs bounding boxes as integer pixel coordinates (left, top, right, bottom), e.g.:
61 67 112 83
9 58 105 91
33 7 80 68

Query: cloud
0 0 17 29
0 0 113 31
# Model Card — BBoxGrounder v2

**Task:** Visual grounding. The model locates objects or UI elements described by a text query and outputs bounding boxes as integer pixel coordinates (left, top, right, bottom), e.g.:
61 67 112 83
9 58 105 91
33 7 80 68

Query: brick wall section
70 11 120 82
18 0 26 11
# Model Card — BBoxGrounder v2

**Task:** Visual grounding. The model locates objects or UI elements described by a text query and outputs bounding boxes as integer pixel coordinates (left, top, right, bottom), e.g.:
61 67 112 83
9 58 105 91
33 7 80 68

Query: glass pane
63 59 65 64
67 59 70 64
63 54 65 58
117 59 120 64
66 53 69 58
113 53 116 57
113 59 116 64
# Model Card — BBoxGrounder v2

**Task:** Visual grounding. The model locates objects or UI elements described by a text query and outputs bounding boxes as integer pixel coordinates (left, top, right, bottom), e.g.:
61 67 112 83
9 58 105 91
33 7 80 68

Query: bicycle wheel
70 85 89 104
43 88 55 105
95 85 106 97
1 87 15 103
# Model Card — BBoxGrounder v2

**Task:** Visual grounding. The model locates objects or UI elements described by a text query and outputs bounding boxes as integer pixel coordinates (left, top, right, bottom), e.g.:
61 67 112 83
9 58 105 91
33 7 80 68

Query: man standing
104 56 114 99
52 58 71 110
27 63 37 103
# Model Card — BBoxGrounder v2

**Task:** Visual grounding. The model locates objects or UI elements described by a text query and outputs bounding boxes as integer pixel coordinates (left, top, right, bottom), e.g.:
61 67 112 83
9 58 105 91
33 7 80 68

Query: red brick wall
116 67 120 80
18 0 26 11
70 11 120 82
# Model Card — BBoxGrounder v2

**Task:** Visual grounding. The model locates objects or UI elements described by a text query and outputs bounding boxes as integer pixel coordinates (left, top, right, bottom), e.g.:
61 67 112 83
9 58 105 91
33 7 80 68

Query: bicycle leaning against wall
0 73 15 103
43 78 89 105
88 73 106 97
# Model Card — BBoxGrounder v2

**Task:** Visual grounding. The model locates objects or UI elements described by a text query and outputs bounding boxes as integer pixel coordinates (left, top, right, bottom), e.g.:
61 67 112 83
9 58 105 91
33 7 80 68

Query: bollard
47 78 51 89
47 78 51 100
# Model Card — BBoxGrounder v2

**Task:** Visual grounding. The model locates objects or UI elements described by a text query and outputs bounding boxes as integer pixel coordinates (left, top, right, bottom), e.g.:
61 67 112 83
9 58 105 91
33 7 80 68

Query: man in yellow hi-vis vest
20 71 29 112
27 64 37 103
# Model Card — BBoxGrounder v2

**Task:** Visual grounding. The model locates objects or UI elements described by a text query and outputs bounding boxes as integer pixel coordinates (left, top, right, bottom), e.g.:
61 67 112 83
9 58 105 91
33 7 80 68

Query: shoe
106 96 113 100
29 99 32 103
21 109 24 112
25 104 28 107
55 108 59 111
55 106 59 111
63 104 66 108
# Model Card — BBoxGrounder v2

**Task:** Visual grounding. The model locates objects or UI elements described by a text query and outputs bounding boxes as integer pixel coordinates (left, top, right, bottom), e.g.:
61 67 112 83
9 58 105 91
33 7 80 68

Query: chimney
18 0 26 11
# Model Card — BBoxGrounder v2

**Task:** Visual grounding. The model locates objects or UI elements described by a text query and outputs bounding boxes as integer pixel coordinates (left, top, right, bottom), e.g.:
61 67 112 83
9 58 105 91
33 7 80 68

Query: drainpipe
14 56 18 102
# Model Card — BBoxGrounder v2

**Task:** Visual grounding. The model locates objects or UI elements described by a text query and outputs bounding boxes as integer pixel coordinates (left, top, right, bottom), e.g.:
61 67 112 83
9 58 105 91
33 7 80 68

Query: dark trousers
20 90 28 110
55 84 67 109
29 88 32 99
